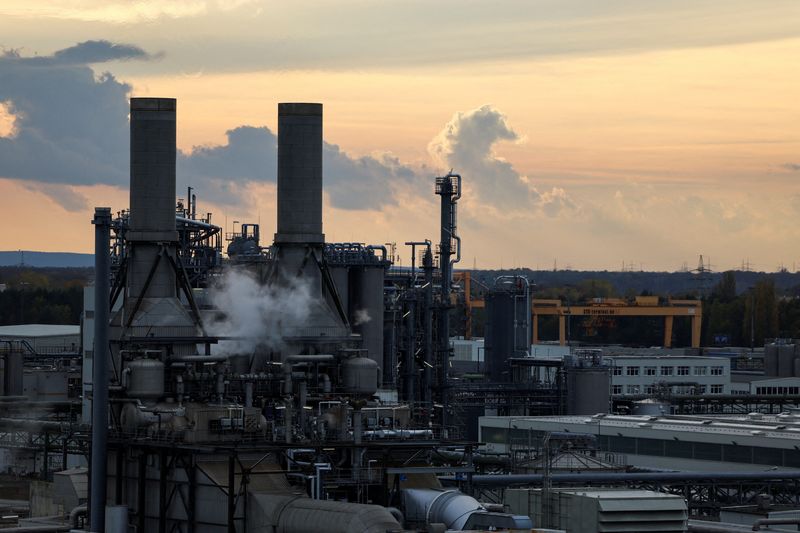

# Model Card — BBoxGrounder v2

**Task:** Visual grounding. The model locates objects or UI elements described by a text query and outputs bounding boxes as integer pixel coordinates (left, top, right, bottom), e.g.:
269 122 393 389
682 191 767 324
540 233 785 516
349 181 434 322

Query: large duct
248 493 401 533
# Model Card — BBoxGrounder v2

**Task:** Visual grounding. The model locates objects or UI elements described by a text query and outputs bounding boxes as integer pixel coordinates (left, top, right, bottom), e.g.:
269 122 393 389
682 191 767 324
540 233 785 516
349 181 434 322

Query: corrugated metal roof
482 413 800 443
0 324 79 337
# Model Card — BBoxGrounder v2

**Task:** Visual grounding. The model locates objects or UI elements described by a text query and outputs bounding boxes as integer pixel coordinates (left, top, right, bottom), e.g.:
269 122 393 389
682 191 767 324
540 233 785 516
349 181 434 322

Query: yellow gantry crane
454 273 703 348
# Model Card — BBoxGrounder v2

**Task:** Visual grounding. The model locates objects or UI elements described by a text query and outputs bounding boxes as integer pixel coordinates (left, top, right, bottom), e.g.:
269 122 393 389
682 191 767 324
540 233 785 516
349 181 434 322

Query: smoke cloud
206 269 313 356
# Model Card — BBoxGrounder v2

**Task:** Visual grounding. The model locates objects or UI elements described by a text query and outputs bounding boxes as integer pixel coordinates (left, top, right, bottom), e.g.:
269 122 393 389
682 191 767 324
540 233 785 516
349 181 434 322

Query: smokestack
127 97 178 302
275 103 324 244
129 98 177 239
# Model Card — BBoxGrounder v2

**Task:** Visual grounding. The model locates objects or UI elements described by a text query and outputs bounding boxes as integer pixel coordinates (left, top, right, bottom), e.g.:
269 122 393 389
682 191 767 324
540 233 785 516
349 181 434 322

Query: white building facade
606 355 731 396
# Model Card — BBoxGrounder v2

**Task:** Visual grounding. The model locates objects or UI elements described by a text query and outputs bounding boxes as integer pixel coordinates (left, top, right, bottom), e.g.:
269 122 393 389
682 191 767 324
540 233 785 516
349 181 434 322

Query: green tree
743 278 779 346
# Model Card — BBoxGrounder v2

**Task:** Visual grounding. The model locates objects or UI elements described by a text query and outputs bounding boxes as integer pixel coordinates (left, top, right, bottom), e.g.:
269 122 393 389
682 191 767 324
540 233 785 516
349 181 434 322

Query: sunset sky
0 1 798 271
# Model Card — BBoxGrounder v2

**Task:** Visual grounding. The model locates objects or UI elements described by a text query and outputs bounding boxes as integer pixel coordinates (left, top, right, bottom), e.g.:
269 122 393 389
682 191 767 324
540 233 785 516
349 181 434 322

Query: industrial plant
1 97 800 533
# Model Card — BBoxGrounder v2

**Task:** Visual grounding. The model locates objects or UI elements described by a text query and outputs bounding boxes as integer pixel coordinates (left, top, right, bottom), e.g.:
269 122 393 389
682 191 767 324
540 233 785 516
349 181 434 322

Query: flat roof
605 355 728 361
0 324 80 337
481 413 800 444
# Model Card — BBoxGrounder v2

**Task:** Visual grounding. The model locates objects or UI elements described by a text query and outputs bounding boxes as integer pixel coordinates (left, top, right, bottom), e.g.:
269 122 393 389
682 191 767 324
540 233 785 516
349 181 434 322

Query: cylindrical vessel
765 345 779 377
351 266 385 370
342 356 379 397
3 351 23 396
778 345 794 377
129 98 177 238
105 505 128 533
275 103 323 243
125 358 165 400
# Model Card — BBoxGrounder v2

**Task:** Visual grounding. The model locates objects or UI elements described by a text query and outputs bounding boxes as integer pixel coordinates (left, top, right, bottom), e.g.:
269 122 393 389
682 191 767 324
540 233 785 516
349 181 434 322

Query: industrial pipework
90 207 111 533
435 172 461 427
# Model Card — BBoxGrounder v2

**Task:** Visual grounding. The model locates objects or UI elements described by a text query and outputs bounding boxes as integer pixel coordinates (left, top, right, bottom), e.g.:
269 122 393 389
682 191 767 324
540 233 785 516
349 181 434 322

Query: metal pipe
90 206 111 533
0 526 72 532
464 471 800 487
753 518 800 531
365 245 387 261
285 354 336 364
175 216 219 231
688 522 751 533
169 354 229 363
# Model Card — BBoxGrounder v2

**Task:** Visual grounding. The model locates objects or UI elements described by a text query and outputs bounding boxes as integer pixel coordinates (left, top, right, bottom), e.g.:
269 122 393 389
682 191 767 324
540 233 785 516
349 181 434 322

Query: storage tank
485 277 530 382
795 344 800 377
125 358 165 400
3 350 23 397
566 367 610 415
765 344 779 377
342 356 379 397
778 345 795 378
350 266 385 369
329 265 349 313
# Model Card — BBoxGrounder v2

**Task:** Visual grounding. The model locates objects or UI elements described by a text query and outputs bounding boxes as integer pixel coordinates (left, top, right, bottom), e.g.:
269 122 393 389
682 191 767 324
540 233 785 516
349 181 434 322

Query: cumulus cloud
429 105 533 209
0 44 566 218
428 105 576 216
179 125 422 210
0 44 137 199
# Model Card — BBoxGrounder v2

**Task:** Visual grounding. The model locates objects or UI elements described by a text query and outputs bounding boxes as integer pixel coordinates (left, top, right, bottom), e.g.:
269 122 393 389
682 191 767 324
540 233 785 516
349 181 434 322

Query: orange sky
0 1 798 271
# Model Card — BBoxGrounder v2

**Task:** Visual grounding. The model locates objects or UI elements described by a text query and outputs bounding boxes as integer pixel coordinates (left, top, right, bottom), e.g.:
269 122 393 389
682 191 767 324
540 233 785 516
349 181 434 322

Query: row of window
755 386 800 395
599 434 799 468
480 427 797 468
611 384 724 395
613 365 725 376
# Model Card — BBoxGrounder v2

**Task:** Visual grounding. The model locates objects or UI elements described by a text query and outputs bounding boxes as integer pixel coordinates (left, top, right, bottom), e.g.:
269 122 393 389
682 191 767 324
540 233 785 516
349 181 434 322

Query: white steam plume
353 308 371 326
207 269 313 356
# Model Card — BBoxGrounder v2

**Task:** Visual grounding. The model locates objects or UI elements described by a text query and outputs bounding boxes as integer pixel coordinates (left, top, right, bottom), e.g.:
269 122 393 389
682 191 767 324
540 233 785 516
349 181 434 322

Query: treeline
0 267 92 325
703 271 800 346
465 271 800 347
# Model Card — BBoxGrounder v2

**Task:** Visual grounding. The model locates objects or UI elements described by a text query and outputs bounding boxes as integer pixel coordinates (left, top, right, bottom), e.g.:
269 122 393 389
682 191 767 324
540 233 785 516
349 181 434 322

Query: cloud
22 182 89 212
51 40 155 64
429 105 534 209
178 125 422 210
0 1 257 24
782 163 800 172
0 44 562 218
0 41 159 208
428 104 576 216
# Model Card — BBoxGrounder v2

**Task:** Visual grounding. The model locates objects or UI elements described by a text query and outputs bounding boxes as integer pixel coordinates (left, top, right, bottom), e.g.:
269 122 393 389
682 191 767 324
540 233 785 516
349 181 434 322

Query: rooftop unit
504 488 688 533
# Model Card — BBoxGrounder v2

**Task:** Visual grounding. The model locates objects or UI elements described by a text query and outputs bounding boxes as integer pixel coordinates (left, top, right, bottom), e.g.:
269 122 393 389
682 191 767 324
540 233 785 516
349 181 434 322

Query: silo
566 367 610 415
3 350 23 396
349 266 385 370
328 265 349 314
765 344 779 377
485 291 515 382
795 344 800 377
485 277 530 382
778 345 795 378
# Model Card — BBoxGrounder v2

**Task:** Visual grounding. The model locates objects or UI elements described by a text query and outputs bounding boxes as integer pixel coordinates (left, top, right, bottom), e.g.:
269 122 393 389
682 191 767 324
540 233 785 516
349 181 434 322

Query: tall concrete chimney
275 103 324 244
119 97 194 332
127 98 178 302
